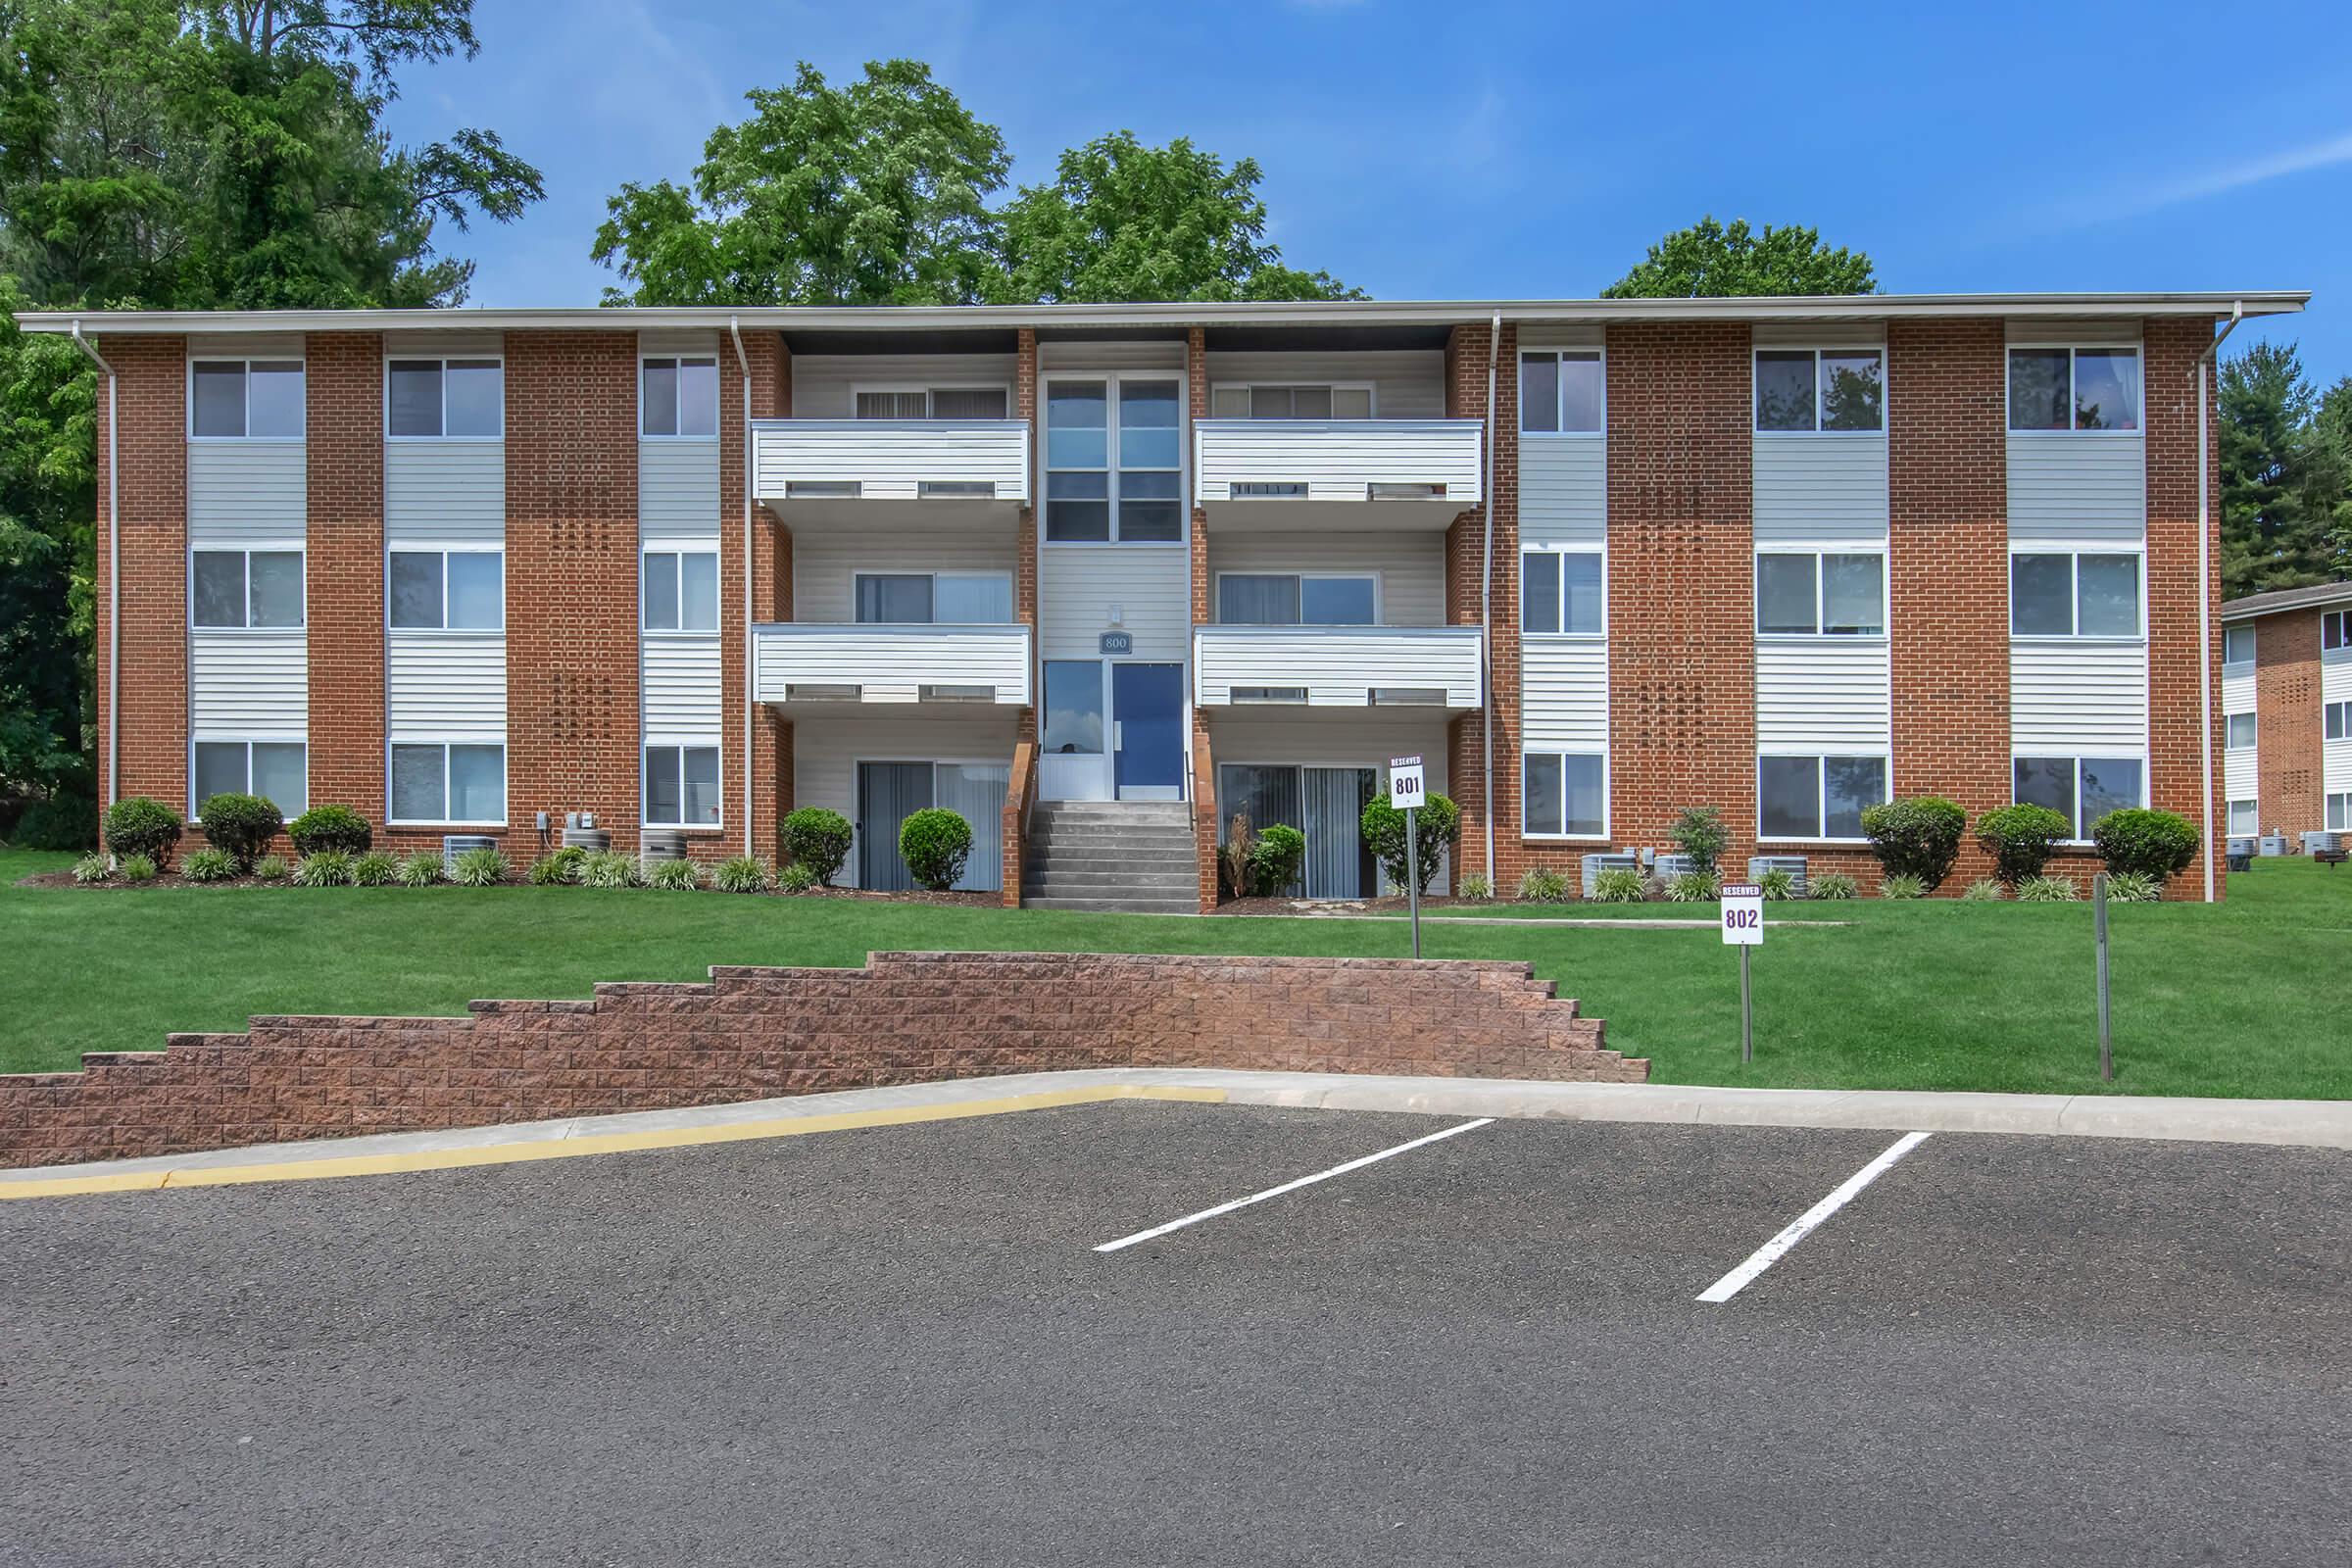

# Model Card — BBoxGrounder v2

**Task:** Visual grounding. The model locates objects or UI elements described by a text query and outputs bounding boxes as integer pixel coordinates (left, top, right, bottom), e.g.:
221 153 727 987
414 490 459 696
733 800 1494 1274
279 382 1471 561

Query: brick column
2143 317 2228 900
506 332 640 851
1015 327 1040 747
1604 322 1754 870
1443 320 1518 888
1887 319 2009 893
304 333 386 832
2253 610 2323 835
94 336 188 820
723 329 792 864
1187 325 1218 909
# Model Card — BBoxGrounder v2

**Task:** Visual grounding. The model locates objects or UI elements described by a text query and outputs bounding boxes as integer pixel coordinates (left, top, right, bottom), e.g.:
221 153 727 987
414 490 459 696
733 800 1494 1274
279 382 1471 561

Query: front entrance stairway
1020 801 1200 914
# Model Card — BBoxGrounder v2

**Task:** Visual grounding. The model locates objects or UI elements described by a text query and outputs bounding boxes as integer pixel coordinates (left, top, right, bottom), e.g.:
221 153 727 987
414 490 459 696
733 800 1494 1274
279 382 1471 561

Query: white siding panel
2224 746 2258 800
1752 437 1888 544
2006 318 2141 346
2325 652 2352 705
754 624 1030 706
1201 351 1445 418
1520 638 1609 750
639 328 719 358
385 442 506 543
2328 740 2352 801
190 333 306 360
2007 432 2145 544
1204 531 1446 626
642 635 721 742
188 444 306 545
1194 418 1482 505
1041 546 1191 661
639 440 720 540
1193 626 1481 709
794 525 1021 624
788 354 1019 418
2328 656 2352 800
2009 640 2148 752
386 631 507 741
1752 322 1886 349
752 419 1029 503
394 330 502 359
2222 664 2257 714
1755 640 1892 751
1037 341 1185 372
790 712 1020 888
189 629 308 736
1520 439 1606 542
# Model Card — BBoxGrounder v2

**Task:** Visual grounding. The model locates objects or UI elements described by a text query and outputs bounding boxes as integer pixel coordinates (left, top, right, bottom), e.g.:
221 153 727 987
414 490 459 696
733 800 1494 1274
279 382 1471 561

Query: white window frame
1751 346 1886 435
388 548 506 632
643 743 724 829
1756 753 1890 843
187 358 307 441
2227 799 2259 838
1041 370 1187 547
1211 570 1382 626
1520 750 1610 841
639 355 722 440
2328 792 2350 833
850 569 1015 625
2007 551 2147 641
385 355 506 441
2324 611 2351 652
189 738 309 819
2223 623 2256 665
2005 344 2143 434
190 547 306 630
2011 754 2149 842
1519 546 1607 637
2226 711 2258 751
642 549 721 633
1206 381 1377 420
1754 549 1888 638
2326 701 2351 742
1517 348 1606 436
387 740 508 828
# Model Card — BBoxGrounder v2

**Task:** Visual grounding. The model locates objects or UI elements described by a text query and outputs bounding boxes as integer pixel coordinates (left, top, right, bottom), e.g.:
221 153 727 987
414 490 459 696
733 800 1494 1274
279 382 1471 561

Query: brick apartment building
2220 579 2352 844
22 291 2305 909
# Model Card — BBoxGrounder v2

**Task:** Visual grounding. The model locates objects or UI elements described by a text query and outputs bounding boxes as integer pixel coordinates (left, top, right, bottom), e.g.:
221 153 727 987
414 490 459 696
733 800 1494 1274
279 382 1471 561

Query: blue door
1112 662 1185 801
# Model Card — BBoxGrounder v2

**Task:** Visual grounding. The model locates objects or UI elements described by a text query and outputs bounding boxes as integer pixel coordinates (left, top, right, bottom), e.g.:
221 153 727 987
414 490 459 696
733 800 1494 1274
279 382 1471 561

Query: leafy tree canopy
1602 217 1876 298
2220 341 2352 596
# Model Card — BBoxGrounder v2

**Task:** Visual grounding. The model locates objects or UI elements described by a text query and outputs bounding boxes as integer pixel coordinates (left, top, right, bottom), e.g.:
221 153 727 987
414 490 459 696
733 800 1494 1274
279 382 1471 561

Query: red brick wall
1188 326 1219 909
2253 608 2323 833
2143 318 2228 899
1444 321 1519 888
94 336 188 822
0 953 1642 1168
722 330 793 865
305 333 387 830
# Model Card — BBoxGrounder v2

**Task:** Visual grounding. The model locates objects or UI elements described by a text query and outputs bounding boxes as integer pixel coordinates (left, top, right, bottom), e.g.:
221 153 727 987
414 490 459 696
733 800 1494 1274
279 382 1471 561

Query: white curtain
935 764 1009 892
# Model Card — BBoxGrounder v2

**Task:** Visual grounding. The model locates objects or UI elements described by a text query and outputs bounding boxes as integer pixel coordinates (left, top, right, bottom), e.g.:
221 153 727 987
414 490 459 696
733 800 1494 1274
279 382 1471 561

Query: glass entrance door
1111 662 1185 801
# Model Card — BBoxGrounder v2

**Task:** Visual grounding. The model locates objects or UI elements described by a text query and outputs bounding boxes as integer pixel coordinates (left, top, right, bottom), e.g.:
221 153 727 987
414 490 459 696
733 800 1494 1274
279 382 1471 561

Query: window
1754 348 1883 433
642 551 719 631
2228 800 2258 837
390 743 506 823
642 358 719 436
2223 623 2256 664
1041 662 1103 755
2329 793 2350 832
2227 712 2258 750
1755 552 1884 636
1208 384 1374 419
855 386 1008 419
1521 551 1604 635
2008 346 2141 432
1518 351 1603 434
1759 755 1887 840
2014 755 2144 839
1044 377 1181 542
192 741 307 816
390 551 504 630
2010 553 2141 637
852 571 1012 624
645 745 721 826
387 358 503 438
2328 701 2351 742
1522 754 1606 837
190 360 305 439
2326 611 2351 651
1216 573 1377 626
191 550 304 628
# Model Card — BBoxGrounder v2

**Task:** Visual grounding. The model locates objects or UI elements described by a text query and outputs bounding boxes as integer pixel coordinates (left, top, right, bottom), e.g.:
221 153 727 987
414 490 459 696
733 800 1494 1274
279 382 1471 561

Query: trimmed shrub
900 808 973 891
450 847 509 887
181 847 237 883
253 854 291 882
103 797 182 867
2104 870 2162 904
2089 808 2198 881
1518 865 1571 903
778 858 818 893
72 853 112 884
577 850 643 889
1250 824 1307 897
1457 871 1494 901
12 790 98 851
1590 866 1647 904
1809 871 1857 900
1960 878 2006 901
1666 870 1720 903
292 851 355 887
118 853 159 882
196 793 283 871
780 808 854 887
1978 804 2072 886
1668 806 1729 878
526 848 587 886
1360 793 1460 897
1881 872 1926 900
350 851 399 887
648 857 702 891
287 805 372 857
2016 874 2080 903
1859 797 1966 891
394 851 442 887
1757 867 1797 901
711 855 772 894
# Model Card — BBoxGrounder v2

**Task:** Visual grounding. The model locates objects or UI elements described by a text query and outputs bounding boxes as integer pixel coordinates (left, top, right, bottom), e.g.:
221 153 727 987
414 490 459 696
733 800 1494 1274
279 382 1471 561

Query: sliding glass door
857 761 1009 893
1218 763 1377 898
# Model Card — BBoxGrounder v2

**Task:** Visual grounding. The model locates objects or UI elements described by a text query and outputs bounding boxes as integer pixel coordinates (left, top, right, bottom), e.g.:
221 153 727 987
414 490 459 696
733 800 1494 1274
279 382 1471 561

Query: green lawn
3 847 2345 1100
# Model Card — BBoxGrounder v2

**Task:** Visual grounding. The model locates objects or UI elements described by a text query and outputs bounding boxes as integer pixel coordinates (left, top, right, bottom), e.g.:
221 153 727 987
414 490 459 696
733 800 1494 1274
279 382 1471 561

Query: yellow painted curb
0 1084 1228 1200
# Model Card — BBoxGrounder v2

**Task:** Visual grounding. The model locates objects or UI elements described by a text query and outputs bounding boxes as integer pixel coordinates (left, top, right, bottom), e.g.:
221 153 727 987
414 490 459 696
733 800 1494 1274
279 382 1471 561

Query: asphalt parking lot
4 1101 2347 1566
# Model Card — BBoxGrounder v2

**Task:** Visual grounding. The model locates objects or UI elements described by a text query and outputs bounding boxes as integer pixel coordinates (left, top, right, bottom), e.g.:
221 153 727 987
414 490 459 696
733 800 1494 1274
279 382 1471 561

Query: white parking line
1697 1131 1933 1303
1094 1118 1495 1253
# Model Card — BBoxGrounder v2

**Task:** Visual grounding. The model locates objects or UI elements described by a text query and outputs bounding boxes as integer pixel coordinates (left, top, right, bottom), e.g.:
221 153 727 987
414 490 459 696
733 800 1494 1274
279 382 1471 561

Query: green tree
989 131 1356 304
1603 217 1876 298
592 60 1010 307
2219 342 2347 596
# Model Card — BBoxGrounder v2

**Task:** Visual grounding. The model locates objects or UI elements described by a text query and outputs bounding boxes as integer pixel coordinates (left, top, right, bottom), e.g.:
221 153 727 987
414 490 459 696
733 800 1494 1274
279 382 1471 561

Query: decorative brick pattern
93 335 188 818
2253 608 2323 833
2142 318 2228 899
0 953 1643 1168
306 333 387 837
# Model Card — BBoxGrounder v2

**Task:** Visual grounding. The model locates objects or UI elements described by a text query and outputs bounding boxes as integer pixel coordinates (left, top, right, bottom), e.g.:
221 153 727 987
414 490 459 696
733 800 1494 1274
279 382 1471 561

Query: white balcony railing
1194 624 1484 710
753 622 1032 708
1193 418 1483 519
751 419 1031 508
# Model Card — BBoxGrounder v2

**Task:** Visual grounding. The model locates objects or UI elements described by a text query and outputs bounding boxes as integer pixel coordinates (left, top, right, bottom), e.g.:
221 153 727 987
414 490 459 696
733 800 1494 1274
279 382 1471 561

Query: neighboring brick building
2219 579 2352 844
32 291 2301 907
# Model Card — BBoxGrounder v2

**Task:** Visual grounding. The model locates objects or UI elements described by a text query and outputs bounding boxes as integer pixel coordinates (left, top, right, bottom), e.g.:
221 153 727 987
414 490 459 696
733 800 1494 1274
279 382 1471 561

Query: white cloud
2024 126 2352 234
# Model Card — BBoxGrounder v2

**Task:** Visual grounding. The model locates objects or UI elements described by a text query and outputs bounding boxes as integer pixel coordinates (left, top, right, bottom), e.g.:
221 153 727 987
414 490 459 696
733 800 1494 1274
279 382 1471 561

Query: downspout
70 321 119 810
2194 300 2243 904
729 316 754 858
1482 310 1500 884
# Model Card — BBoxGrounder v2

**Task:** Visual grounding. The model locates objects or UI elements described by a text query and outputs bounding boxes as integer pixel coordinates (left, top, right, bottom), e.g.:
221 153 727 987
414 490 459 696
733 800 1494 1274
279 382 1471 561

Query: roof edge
2220 580 2352 619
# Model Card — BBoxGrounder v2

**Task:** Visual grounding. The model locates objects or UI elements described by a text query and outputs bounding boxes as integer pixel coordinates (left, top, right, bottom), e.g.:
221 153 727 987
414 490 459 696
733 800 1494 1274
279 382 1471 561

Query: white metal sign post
1389 756 1427 958
1720 883 1763 1063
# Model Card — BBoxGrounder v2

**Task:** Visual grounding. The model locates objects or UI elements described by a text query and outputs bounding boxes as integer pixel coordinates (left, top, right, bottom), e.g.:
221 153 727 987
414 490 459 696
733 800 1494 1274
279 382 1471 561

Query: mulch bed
1211 895 1492 917
16 869 999 905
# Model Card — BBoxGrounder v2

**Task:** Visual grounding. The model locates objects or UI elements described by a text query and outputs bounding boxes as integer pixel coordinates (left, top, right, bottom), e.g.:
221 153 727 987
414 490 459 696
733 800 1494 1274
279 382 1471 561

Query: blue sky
387 0 2352 383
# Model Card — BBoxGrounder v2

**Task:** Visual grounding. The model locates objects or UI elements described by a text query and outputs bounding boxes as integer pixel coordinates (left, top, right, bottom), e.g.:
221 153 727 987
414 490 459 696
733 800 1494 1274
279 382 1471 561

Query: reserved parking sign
1720 883 1763 946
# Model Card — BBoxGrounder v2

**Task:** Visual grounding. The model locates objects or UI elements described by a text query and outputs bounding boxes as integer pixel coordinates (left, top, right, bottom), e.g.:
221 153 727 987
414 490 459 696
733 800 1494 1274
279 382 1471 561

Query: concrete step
1032 804 1192 823
1025 869 1200 891
1026 854 1199 873
1019 895 1200 915
1024 838 1196 858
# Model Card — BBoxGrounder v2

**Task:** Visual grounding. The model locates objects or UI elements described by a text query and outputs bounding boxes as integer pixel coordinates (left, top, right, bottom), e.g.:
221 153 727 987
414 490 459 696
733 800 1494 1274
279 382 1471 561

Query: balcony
753 622 1032 710
1194 624 1484 710
751 418 1031 524
1193 418 1483 530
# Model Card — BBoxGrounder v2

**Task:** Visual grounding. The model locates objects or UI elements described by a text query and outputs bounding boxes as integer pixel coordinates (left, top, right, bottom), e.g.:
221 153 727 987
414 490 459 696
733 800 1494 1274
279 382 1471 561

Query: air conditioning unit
1747 856 1810 896
640 828 687 867
1653 854 1697 882
1580 853 1642 896
441 834 497 873
2259 834 2290 857
561 826 612 853
2227 836 2259 859
2305 830 2342 856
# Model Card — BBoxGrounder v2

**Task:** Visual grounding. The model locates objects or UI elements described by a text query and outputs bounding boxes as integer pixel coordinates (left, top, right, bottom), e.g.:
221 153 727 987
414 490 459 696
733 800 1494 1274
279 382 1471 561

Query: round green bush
72 852 111 884
648 857 702 891
181 847 237 883
1249 823 1307 896
1859 797 1966 891
1977 803 2073 885
11 790 97 851
1517 865 1571 903
1359 793 1460 897
778 858 818 893
350 851 399 887
711 855 772 894
394 851 442 887
781 808 855 887
288 805 372 857
196 792 283 870
2089 808 2198 881
252 854 291 882
103 796 182 867
899 808 973 891
292 851 355 887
